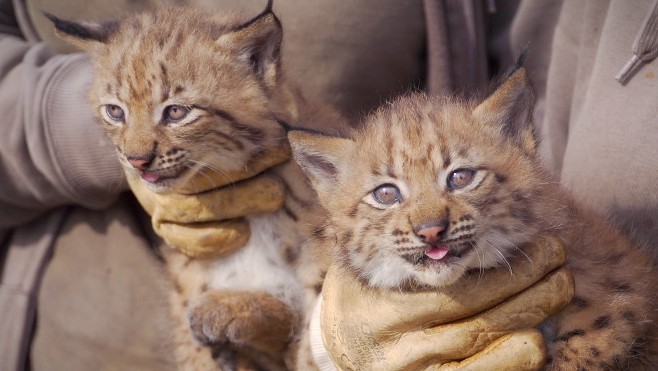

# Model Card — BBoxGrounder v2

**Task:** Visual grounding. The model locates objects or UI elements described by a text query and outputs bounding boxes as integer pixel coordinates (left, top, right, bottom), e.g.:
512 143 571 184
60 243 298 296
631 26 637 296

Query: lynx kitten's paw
187 290 298 356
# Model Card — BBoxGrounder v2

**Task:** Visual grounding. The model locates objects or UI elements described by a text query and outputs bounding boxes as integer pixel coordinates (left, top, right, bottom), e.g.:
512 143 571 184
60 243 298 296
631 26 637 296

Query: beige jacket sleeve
0 0 125 228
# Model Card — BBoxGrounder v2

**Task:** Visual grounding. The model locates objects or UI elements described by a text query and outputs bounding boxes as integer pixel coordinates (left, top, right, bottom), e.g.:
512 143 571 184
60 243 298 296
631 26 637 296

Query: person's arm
0 11 125 228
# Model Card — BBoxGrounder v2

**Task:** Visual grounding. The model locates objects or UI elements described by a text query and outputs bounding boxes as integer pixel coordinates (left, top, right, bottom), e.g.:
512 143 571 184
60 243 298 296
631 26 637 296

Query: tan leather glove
127 146 290 259
320 236 574 370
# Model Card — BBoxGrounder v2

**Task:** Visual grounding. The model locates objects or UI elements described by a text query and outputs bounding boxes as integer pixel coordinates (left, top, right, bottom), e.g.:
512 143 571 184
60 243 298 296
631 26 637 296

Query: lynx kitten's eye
372 184 401 205
164 105 190 123
448 169 475 189
105 105 125 121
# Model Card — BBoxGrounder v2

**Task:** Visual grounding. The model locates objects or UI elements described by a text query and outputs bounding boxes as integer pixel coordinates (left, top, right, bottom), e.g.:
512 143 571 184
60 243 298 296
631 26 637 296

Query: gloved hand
127 146 291 259
319 235 574 370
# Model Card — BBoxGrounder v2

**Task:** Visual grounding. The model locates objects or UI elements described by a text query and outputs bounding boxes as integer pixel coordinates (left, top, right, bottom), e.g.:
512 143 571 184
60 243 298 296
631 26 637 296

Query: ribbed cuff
310 295 338 371
43 54 127 209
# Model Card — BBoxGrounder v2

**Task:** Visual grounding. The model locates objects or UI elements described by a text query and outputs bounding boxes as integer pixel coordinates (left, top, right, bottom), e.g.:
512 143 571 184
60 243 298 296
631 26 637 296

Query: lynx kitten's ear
288 130 355 194
473 67 537 157
217 1 282 89
43 12 118 51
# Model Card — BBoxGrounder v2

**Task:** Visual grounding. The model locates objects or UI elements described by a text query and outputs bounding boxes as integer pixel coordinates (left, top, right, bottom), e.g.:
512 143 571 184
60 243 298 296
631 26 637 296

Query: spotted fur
49 5 344 370
290 68 658 370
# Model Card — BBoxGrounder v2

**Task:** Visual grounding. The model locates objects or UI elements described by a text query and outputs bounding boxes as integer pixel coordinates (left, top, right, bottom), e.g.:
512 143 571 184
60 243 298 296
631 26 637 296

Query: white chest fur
201 213 305 312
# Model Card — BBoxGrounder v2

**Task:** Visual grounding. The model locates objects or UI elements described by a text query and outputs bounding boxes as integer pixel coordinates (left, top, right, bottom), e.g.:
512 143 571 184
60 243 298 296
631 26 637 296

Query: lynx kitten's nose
414 224 446 244
127 154 154 170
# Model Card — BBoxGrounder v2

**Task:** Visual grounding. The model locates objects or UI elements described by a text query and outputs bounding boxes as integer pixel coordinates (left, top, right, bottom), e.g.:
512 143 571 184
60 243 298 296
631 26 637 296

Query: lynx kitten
289 66 657 370
48 4 343 370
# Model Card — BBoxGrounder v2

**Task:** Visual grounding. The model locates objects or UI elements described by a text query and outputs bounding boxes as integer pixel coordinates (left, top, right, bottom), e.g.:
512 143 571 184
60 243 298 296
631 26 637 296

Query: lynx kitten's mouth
402 244 466 266
141 171 161 183
139 166 190 184
425 246 450 261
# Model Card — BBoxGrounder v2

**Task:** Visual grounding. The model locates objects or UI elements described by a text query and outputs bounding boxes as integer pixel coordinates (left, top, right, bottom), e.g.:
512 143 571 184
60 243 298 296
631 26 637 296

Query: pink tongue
141 172 160 183
425 246 449 260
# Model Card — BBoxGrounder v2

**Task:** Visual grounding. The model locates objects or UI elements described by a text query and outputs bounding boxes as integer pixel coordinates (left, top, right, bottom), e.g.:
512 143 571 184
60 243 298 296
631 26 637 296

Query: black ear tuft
217 4 283 89
504 43 530 80
274 116 293 132
486 43 531 98
235 0 280 32
43 12 118 45
473 64 537 156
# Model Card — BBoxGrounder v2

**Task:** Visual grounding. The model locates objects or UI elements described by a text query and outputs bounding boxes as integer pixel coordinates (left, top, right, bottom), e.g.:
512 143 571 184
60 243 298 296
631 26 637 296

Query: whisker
190 165 216 192
188 159 235 190
183 163 205 193
473 245 485 286
498 234 533 265
482 239 514 277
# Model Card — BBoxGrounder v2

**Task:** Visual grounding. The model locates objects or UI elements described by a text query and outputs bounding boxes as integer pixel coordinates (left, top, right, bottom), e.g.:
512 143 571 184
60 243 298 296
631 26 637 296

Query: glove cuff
310 295 338 371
